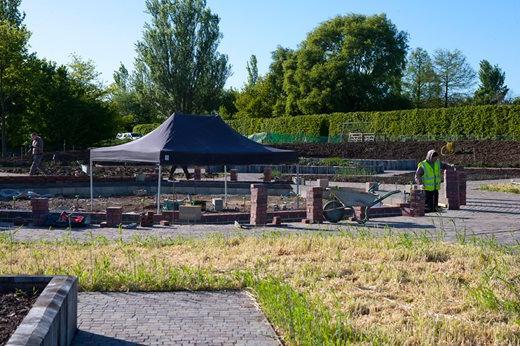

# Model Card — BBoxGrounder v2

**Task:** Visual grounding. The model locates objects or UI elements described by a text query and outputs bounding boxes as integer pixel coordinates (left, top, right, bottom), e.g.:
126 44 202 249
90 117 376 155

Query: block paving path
72 291 280 346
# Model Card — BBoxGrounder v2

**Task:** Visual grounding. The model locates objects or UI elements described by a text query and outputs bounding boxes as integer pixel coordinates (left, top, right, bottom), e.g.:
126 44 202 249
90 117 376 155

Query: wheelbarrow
323 186 401 224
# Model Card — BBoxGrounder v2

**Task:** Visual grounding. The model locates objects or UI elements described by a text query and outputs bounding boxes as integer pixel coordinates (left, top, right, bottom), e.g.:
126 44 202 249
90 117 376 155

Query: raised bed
0 276 77 346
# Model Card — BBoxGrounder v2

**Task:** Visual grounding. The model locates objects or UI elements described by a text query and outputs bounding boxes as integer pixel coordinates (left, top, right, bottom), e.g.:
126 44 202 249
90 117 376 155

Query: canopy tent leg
90 158 93 211
296 164 300 209
157 164 162 214
224 165 228 207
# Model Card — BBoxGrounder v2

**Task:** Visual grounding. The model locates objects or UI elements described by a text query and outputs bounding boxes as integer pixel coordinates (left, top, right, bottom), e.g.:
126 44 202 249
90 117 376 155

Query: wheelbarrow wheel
323 200 346 223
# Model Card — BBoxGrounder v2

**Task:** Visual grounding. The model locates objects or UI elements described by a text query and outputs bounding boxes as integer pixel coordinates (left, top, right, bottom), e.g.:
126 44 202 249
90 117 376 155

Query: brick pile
263 167 272 183
443 169 460 210
250 184 267 225
306 187 323 223
230 169 238 182
106 207 123 227
193 167 202 181
457 167 467 206
31 198 49 226
406 186 425 217
140 211 155 227
353 206 366 221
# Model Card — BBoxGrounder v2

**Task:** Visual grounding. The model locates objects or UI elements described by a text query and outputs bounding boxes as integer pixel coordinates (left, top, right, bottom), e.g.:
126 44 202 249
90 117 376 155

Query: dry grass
480 183 520 194
1 231 519 344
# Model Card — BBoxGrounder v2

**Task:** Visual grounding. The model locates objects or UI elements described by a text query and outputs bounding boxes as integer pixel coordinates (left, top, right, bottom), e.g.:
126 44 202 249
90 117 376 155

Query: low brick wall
2 275 77 346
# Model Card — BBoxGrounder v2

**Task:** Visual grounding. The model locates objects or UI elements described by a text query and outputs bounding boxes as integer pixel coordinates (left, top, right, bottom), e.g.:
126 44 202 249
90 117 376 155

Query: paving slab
72 291 280 346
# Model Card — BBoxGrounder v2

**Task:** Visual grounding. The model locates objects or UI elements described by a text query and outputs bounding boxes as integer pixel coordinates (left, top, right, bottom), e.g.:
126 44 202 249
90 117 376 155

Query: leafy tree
286 14 408 114
474 60 508 104
109 63 161 125
403 48 440 107
0 20 29 157
67 54 103 94
236 47 294 118
246 55 258 86
0 0 25 27
134 0 230 115
217 87 238 119
433 49 475 107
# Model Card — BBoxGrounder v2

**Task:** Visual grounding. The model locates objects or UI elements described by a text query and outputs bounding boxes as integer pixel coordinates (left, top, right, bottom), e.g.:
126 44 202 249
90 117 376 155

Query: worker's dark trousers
29 154 49 176
425 190 439 213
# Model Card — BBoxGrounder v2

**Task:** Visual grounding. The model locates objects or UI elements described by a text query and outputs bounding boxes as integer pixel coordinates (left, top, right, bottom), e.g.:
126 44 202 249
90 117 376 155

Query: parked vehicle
116 133 142 141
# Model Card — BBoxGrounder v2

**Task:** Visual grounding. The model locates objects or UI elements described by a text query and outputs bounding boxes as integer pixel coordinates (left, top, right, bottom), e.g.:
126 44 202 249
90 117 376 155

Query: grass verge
480 183 520 194
1 231 519 344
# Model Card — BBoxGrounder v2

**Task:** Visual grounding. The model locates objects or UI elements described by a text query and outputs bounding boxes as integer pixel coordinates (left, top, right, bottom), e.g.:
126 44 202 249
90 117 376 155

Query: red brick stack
443 168 460 210
230 169 238 181
409 186 425 217
31 198 49 226
106 207 123 227
457 167 467 206
193 167 202 181
250 184 267 225
140 211 155 227
306 187 323 223
162 211 174 223
263 167 272 182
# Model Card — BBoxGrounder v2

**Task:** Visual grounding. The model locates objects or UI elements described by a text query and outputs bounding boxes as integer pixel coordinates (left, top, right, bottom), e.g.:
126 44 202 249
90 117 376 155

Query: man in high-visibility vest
415 149 454 212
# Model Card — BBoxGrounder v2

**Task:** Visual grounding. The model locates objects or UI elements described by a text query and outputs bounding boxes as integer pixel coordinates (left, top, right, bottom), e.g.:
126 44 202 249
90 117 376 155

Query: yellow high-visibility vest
419 160 441 191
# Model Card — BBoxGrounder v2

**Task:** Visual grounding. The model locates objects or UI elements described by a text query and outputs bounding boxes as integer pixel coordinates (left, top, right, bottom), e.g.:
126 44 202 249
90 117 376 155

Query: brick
263 167 272 182
230 169 238 182
159 220 170 226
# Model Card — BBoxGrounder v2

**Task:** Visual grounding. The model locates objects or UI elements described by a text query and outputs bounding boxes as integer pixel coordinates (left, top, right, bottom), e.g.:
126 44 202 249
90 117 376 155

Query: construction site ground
2 179 519 245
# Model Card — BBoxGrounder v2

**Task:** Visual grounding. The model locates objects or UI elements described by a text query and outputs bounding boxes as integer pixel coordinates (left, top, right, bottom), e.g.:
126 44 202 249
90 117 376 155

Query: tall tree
403 48 440 107
433 49 475 107
135 0 230 115
286 14 408 114
474 60 508 105
246 55 258 86
0 21 29 157
0 0 25 27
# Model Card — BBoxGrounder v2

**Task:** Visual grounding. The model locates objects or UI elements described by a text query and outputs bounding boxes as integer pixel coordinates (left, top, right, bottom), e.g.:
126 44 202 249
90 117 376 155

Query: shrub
133 123 160 136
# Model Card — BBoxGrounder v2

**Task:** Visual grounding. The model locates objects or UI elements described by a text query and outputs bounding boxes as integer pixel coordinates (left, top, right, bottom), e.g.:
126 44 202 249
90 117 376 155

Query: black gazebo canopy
90 113 297 165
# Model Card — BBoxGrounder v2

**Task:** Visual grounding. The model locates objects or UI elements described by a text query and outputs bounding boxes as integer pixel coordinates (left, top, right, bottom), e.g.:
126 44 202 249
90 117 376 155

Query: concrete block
212 198 224 212
179 205 202 221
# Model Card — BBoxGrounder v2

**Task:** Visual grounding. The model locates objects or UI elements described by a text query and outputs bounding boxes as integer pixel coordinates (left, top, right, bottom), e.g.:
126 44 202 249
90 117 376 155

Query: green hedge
133 123 160 136
132 105 520 141
228 105 520 140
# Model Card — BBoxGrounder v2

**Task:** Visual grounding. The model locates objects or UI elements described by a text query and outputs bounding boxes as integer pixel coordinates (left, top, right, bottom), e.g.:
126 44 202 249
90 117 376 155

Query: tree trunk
444 82 449 108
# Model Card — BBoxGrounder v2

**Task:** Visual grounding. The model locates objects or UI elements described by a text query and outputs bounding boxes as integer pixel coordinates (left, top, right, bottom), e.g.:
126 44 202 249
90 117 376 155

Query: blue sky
20 0 520 96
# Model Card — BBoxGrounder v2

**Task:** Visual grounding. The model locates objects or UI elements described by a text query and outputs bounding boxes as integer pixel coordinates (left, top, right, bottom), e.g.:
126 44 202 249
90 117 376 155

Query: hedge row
132 105 520 140
228 105 520 140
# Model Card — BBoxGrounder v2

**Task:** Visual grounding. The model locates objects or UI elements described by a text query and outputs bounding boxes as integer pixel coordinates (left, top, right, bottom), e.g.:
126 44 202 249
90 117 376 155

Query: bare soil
0 291 39 345
275 140 520 168
1 194 303 214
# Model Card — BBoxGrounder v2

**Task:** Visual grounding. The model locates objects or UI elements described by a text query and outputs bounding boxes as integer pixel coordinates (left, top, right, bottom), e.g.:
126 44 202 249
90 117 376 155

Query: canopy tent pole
296 164 300 209
89 158 93 211
157 164 162 214
224 165 228 207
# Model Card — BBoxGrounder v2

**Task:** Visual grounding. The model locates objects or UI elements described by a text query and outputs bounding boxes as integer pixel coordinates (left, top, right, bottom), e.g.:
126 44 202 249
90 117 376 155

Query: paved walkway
73 291 279 346
2 180 520 244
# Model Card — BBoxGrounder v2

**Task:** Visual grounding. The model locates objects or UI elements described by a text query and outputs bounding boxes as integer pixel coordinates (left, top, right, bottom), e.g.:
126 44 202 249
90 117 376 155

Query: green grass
480 183 520 194
1 230 520 344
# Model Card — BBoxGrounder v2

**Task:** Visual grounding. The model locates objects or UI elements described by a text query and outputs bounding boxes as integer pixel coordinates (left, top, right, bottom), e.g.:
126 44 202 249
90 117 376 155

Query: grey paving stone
72 291 280 346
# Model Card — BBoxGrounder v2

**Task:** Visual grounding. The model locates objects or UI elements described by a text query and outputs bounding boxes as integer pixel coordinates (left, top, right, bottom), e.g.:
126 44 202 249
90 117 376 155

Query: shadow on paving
74 330 141 345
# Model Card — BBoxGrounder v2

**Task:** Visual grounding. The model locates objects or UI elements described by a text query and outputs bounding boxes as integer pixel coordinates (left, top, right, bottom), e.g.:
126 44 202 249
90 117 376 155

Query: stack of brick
31 198 49 226
263 167 272 182
140 211 155 227
230 169 238 182
457 166 467 206
306 187 323 223
443 168 460 210
250 184 267 225
193 167 202 181
106 207 123 227
408 186 425 217
353 206 366 221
